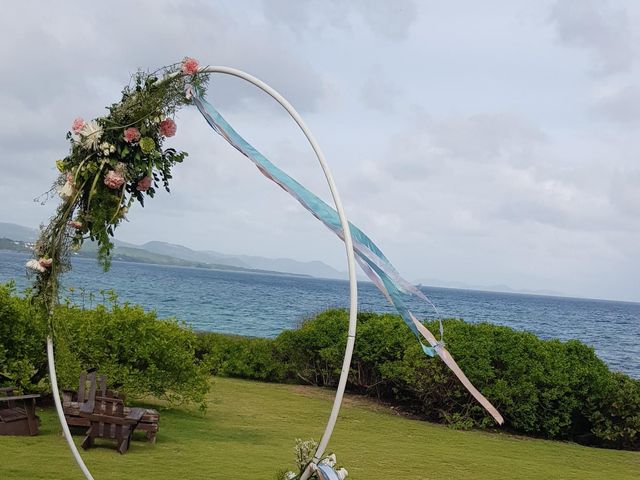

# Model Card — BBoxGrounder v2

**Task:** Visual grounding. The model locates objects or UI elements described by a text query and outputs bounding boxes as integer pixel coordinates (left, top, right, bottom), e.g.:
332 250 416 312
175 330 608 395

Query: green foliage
0 284 209 408
54 302 210 408
0 283 48 391
588 372 640 450
196 332 283 381
275 310 350 386
196 309 640 450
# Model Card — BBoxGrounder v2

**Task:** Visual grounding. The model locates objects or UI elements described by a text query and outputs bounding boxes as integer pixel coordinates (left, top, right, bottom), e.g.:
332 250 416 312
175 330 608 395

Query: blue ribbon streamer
190 88 505 426
191 88 441 356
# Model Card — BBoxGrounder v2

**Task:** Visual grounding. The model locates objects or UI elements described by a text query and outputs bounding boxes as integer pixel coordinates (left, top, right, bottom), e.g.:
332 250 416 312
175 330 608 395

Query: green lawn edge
1 377 638 479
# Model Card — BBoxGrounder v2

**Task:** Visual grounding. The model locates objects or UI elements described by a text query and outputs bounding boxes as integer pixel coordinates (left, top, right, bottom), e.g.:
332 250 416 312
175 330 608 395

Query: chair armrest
85 413 141 425
0 394 40 402
126 407 146 422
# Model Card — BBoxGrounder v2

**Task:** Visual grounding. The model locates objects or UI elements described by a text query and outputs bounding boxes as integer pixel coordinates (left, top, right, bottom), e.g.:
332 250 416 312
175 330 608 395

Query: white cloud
549 0 638 75
260 0 417 40
591 85 640 125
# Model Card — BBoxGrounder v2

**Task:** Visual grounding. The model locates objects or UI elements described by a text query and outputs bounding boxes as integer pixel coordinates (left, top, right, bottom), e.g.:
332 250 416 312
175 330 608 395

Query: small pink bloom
123 127 141 143
66 172 74 183
68 220 83 229
72 117 85 133
136 176 153 192
159 118 177 137
181 57 199 75
104 170 126 189
39 258 53 268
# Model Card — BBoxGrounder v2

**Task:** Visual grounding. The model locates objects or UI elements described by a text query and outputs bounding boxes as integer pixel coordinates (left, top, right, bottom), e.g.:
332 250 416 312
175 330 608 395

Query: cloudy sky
1 1 638 302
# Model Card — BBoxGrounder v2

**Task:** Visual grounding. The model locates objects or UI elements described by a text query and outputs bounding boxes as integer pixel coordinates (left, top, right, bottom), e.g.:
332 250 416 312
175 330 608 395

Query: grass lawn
1 377 638 479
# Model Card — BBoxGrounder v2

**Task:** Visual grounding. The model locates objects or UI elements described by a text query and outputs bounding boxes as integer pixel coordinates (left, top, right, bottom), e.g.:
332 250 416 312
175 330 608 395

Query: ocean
1 250 638 378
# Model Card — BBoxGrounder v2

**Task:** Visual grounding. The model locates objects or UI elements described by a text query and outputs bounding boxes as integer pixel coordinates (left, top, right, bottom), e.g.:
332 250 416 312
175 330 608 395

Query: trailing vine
28 58 208 321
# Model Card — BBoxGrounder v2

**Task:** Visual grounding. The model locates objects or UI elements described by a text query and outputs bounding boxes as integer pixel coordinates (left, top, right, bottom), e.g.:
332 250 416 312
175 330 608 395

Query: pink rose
68 220 82 229
159 118 177 137
136 176 153 192
123 127 141 143
181 57 199 75
104 170 126 189
39 258 53 268
66 172 74 183
72 117 85 133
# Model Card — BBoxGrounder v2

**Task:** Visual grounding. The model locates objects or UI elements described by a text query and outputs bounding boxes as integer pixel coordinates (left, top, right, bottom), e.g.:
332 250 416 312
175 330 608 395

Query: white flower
79 120 103 150
57 181 74 199
336 468 348 480
320 454 337 468
109 145 115 153
284 472 297 480
26 259 46 273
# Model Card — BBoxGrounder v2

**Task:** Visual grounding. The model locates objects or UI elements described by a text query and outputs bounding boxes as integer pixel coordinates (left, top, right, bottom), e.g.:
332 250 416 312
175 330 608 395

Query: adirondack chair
63 370 160 444
62 370 109 429
0 386 40 436
80 395 145 454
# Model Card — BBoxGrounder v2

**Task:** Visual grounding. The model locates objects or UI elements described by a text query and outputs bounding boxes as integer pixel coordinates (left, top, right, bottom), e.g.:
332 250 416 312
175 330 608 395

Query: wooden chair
63 370 160 445
0 386 40 436
80 395 145 454
63 371 107 428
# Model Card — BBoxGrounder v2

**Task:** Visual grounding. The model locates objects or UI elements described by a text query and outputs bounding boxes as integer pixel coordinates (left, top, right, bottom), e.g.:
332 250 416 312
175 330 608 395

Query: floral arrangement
28 58 208 316
276 439 348 480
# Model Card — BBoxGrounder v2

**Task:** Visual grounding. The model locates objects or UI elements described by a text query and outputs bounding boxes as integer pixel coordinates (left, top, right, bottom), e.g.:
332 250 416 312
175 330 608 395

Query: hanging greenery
28 58 209 317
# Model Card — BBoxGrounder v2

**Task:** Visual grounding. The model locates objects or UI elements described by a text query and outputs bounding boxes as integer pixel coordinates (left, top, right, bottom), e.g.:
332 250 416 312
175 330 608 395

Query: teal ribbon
192 88 441 356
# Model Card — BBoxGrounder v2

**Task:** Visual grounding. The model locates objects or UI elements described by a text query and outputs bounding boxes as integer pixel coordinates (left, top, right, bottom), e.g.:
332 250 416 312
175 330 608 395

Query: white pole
195 67 358 478
47 336 95 480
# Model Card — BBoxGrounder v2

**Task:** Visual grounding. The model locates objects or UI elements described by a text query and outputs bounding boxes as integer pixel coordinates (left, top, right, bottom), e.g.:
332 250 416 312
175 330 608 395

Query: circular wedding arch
46 66 359 480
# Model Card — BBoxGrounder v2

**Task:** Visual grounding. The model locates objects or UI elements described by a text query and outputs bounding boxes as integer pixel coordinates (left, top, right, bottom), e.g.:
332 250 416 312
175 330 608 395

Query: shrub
588 372 640 450
386 319 612 438
275 310 349 386
194 308 639 450
0 284 210 408
0 283 48 391
196 332 283 381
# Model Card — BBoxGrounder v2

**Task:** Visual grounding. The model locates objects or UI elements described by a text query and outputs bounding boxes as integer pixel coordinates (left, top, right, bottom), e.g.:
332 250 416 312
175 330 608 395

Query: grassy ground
1 377 638 479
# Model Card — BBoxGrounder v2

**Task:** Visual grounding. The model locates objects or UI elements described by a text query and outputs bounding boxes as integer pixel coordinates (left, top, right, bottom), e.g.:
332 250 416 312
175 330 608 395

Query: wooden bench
62 371 159 443
0 386 40 436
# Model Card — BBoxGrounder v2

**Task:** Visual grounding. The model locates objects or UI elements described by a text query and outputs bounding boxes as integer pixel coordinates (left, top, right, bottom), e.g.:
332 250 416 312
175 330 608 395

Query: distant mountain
414 277 563 297
231 254 345 279
0 223 38 242
76 241 286 274
142 241 345 279
0 222 344 279
141 241 250 269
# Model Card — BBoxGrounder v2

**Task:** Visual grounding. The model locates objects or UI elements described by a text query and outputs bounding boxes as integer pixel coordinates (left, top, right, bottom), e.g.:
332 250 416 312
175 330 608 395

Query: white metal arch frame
47 66 359 480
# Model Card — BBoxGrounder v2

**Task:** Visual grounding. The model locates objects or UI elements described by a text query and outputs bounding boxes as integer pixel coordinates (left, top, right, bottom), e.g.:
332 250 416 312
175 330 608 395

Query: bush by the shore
196 309 640 451
0 283 209 408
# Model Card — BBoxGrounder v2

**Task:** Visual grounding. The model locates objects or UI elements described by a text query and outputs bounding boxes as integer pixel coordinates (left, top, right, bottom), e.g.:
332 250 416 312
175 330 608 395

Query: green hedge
196 309 640 450
0 283 48 391
0 283 210 408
